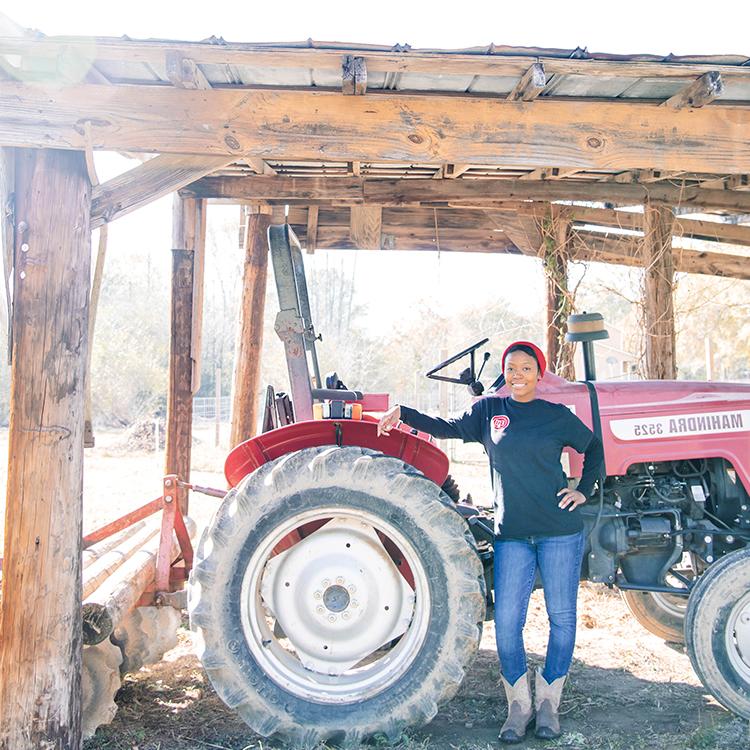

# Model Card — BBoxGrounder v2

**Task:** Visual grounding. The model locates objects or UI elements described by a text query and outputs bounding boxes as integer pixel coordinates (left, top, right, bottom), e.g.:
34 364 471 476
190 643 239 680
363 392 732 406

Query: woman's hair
503 344 541 372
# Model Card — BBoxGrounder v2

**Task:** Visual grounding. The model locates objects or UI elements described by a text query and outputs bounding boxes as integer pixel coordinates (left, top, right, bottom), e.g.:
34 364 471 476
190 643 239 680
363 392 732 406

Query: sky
3 1 748 339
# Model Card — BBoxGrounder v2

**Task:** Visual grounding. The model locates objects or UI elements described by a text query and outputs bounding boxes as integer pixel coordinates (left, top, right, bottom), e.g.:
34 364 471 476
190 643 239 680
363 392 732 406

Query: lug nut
328 615 336 623
314 591 322 600
316 606 324 614
342 612 351 620
336 576 344 584
322 579 331 587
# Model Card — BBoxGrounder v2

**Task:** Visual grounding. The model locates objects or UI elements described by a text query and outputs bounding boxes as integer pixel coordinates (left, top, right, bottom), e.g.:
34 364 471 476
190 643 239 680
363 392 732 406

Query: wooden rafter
91 153 237 227
663 71 724 110
165 51 211 89
184 176 750 213
4 36 750 83
3 82 750 173
507 63 546 101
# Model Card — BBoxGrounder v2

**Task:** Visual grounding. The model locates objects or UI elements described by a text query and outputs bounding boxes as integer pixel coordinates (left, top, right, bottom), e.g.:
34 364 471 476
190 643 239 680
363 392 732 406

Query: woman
377 341 604 743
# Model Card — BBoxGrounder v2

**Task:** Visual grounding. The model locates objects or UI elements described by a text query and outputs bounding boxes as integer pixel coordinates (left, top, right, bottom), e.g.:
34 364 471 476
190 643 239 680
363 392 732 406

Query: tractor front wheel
188 446 485 748
685 548 750 718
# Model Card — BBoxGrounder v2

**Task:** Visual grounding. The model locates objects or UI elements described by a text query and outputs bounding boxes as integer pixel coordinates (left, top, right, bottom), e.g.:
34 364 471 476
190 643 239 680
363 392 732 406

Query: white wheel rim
240 506 431 704
726 591 750 682
650 591 688 618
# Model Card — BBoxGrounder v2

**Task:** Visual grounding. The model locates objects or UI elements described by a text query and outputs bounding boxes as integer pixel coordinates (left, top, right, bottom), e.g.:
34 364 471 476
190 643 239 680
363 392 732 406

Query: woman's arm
377 401 485 442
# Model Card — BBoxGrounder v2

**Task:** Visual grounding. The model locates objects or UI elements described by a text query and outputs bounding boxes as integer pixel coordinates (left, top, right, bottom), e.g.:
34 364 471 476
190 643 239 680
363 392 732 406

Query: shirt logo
491 414 510 444
492 415 510 431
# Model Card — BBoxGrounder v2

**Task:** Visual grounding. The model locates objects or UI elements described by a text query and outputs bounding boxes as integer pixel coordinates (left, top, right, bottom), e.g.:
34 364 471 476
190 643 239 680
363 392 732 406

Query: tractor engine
586 458 750 588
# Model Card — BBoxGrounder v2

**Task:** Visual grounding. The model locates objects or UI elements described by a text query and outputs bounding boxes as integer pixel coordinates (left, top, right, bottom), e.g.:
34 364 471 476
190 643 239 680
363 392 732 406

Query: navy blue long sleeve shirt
400 396 604 538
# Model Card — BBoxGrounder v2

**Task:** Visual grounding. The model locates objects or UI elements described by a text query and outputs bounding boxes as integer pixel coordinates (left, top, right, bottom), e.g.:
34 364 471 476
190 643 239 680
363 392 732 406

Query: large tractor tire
188 446 485 748
685 548 750 718
620 589 686 643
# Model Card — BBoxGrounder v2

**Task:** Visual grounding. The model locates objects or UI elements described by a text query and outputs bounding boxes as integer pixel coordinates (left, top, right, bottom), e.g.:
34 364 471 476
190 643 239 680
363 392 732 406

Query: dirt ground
1 428 748 749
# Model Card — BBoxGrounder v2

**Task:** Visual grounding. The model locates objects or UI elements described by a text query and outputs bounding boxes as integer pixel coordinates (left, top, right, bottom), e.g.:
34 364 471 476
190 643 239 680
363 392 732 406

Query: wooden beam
5 36 750 83
295 225 521 254
507 62 546 101
540 212 575 378
165 195 203 509
165 51 211 89
0 148 91 749
305 205 319 254
519 167 582 180
641 204 676 378
565 204 750 247
663 71 724 110
354 56 367 95
571 229 750 279
186 176 750 213
350 206 382 249
91 154 235 228
443 163 471 179
342 55 355 95
231 209 271 446
609 168 683 184
3 81 750 173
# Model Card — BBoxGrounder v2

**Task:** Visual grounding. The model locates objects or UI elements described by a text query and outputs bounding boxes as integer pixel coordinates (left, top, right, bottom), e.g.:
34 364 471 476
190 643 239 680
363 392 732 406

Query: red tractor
187 225 750 747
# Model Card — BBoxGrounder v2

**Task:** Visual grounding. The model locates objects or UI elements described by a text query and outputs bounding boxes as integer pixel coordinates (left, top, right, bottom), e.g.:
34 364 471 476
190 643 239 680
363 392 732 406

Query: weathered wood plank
641 204 676 378
0 148 91 749
231 210 271 446
663 71 724 110
539 204 750 247
342 55 356 95
507 63 546 101
349 206 382 249
354 56 367 95
2 81 750 172
187 176 750 213
3 36 750 82
91 153 234 227
305 205 318 254
572 229 750 279
165 51 211 89
165 196 202 509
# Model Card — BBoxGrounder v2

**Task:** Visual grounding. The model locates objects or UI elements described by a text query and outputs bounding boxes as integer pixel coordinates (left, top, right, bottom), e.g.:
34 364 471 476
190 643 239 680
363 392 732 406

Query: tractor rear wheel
620 589 686 643
685 548 750 718
188 446 485 748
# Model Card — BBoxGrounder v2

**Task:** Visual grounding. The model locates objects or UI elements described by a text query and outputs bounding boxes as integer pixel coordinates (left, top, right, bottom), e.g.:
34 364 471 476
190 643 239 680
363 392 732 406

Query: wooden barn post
165 195 206 513
642 202 676 379
230 206 271 446
0 148 91 750
542 211 576 379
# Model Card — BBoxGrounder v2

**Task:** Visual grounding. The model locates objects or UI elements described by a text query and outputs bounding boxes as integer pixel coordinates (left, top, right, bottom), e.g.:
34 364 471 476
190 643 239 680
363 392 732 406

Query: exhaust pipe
566 312 609 381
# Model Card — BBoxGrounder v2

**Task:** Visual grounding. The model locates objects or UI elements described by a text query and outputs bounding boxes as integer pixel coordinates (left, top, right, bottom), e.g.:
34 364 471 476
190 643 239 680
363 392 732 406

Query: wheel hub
323 584 351 612
729 592 750 675
260 516 415 675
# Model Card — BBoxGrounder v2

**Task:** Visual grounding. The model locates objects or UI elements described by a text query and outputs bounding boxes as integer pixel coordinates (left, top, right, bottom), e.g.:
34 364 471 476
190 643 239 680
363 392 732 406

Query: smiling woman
377 338 604 743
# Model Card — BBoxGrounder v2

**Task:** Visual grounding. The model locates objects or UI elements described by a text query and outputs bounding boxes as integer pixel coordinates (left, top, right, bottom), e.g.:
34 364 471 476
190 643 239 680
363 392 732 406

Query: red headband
501 341 547 378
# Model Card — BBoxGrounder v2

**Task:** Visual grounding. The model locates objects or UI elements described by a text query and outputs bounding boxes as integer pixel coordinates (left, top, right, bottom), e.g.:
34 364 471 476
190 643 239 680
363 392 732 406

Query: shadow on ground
84 646 744 750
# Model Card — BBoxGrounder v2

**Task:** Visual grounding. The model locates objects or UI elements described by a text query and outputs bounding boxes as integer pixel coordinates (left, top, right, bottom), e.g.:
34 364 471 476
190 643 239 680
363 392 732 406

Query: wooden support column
542 212 576 379
0 148 91 750
231 207 272 447
642 203 676 379
165 195 205 510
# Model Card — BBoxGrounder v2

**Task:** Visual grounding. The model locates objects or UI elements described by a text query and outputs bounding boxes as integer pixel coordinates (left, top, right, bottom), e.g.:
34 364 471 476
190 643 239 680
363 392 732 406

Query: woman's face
504 350 540 402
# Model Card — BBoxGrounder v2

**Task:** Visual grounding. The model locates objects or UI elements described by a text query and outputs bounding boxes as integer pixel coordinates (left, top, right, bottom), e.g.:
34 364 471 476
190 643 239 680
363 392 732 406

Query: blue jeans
493 530 585 685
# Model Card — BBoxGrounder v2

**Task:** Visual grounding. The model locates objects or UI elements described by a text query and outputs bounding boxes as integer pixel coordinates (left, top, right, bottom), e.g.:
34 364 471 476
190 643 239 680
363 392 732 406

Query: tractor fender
225 419 449 488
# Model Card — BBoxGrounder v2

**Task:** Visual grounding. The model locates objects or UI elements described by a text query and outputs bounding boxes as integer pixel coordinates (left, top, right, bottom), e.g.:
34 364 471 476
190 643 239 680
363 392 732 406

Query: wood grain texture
165 196 202 507
0 148 91 750
2 81 750 172
507 63 546 101
187 176 750 212
349 206 382 249
641 204 676 379
91 154 233 228
663 71 724 110
4 36 750 82
230 212 271 447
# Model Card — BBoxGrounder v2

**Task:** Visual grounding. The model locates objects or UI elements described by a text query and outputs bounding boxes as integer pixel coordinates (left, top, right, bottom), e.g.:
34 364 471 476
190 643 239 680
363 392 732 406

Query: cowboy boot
534 668 567 740
499 671 533 744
